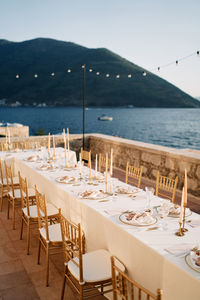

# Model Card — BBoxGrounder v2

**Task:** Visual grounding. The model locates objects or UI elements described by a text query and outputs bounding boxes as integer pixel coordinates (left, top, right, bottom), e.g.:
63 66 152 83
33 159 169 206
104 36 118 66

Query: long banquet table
1 148 200 300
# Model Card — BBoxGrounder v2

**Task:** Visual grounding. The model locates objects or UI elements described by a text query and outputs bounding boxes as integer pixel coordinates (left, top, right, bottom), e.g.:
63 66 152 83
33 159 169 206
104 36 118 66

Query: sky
0 0 200 98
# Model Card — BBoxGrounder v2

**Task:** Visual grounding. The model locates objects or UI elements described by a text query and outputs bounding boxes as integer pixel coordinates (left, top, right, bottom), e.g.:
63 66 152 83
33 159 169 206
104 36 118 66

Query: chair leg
46 243 49 287
12 201 15 230
20 217 24 240
61 266 67 300
80 285 83 300
0 188 3 211
27 221 30 255
7 198 10 219
37 238 41 265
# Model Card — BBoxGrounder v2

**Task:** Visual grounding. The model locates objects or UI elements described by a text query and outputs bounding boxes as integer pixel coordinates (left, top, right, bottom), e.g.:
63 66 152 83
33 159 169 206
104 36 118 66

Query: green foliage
0 38 199 108
34 127 46 136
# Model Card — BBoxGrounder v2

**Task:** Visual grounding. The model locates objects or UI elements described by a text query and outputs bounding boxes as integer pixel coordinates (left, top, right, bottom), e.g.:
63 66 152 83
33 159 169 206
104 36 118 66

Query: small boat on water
98 114 113 121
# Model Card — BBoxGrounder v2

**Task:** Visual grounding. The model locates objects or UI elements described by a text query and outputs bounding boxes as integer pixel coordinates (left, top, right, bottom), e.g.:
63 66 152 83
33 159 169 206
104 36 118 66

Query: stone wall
1 133 200 197
87 134 200 198
0 126 29 137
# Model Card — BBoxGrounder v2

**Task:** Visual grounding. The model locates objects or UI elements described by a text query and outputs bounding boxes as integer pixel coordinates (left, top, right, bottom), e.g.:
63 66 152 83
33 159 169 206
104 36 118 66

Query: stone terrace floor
0 167 199 300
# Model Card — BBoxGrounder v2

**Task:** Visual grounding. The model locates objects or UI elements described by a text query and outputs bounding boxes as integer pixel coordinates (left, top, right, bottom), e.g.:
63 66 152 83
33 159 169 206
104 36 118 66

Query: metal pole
82 64 86 150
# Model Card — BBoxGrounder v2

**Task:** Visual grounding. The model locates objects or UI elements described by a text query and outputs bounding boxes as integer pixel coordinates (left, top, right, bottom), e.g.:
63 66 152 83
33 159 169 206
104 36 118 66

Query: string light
13 49 199 81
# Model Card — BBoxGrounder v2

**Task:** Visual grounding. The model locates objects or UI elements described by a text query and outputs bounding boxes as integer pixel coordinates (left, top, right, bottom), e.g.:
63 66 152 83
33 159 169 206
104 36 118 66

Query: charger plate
119 212 157 227
185 254 200 273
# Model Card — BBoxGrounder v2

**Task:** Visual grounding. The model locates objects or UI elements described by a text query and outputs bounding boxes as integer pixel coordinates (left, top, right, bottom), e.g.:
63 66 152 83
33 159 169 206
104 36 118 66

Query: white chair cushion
9 188 35 199
8 189 21 199
23 203 59 218
68 249 112 283
13 177 19 185
40 223 62 242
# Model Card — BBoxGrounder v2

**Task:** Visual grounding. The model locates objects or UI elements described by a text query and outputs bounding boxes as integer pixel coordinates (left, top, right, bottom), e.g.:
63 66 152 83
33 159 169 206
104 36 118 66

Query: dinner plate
185 254 200 273
79 191 108 200
168 208 192 218
56 177 78 184
119 212 157 226
116 187 140 195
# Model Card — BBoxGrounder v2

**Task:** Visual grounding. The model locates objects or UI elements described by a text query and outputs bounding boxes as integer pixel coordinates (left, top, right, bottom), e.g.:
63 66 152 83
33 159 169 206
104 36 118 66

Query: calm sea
0 107 200 150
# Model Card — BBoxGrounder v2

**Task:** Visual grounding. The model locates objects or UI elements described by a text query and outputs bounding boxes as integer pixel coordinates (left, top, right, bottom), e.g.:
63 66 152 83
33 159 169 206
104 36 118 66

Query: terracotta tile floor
0 200 106 300
0 167 199 299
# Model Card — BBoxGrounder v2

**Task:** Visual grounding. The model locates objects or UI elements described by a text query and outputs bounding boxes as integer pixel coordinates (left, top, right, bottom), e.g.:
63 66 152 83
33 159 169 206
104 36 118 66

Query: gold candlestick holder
182 206 188 233
175 222 184 236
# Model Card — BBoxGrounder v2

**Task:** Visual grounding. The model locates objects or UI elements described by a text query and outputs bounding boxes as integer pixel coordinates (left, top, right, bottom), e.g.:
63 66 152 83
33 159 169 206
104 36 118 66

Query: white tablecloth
2 150 200 300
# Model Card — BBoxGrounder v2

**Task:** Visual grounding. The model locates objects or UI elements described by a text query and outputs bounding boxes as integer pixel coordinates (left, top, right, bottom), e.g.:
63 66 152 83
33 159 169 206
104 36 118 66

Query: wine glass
158 203 170 231
145 187 155 208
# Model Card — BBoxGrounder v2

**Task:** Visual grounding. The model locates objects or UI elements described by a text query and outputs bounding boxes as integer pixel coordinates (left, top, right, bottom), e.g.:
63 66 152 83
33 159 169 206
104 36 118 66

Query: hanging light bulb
143 72 147 76
89 69 93 72
106 73 110 78
96 72 100 75
128 74 132 78
67 69 71 73
34 74 38 78
51 72 55 76
16 74 19 79
116 74 120 78
82 65 85 69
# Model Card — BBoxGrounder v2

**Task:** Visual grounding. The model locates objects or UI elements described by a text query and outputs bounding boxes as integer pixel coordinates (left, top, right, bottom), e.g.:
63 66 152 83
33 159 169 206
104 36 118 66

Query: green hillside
0 38 199 108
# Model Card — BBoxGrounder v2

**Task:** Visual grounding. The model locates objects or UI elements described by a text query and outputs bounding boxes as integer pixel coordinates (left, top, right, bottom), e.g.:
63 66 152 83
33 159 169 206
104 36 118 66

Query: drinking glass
158 204 170 231
145 187 155 208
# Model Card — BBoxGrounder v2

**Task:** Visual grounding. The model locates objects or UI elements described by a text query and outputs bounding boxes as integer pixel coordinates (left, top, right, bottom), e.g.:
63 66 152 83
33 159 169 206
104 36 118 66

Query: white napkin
164 244 194 256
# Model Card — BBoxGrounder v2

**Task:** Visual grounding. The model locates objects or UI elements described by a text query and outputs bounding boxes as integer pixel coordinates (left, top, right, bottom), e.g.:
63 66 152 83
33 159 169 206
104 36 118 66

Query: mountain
0 38 199 108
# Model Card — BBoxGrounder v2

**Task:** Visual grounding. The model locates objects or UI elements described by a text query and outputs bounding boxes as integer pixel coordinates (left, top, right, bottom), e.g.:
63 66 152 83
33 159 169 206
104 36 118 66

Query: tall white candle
89 152 91 180
5 128 7 145
184 169 187 207
105 153 108 183
64 136 67 167
67 128 70 163
179 187 184 224
48 133 50 158
95 154 98 176
8 129 11 144
110 148 113 176
53 135 55 159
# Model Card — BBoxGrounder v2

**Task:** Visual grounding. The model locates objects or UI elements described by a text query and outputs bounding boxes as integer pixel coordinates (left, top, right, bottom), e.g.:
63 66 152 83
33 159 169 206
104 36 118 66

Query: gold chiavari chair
20 178 61 255
60 217 113 300
156 171 178 203
35 187 63 287
0 158 8 211
81 148 91 166
99 153 110 173
5 164 23 229
111 256 163 300
125 162 143 188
